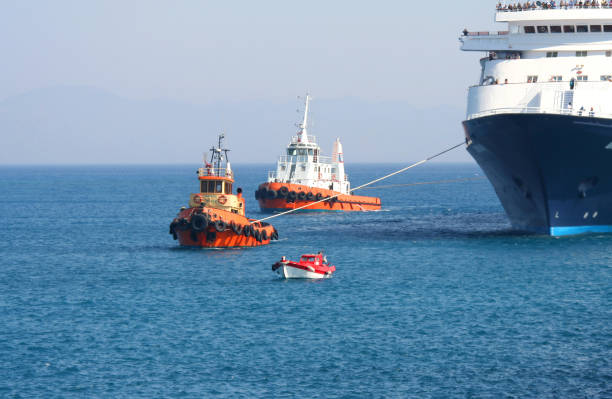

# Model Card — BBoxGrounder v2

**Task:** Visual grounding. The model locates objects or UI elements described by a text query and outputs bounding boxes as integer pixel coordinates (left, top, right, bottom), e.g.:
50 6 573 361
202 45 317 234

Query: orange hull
256 182 381 212
170 207 277 248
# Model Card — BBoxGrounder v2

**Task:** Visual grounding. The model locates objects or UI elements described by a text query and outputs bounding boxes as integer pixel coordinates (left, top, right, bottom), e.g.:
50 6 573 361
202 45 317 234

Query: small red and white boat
272 253 336 279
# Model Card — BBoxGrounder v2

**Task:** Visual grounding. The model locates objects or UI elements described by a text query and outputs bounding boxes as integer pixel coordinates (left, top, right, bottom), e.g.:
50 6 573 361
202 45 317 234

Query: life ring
214 219 228 232
217 195 227 205
191 214 207 232
193 195 203 205
279 186 289 197
297 191 307 201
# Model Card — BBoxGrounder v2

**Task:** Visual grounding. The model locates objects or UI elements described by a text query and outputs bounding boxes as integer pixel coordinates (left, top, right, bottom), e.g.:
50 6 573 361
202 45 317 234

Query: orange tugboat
169 134 278 248
256 94 381 212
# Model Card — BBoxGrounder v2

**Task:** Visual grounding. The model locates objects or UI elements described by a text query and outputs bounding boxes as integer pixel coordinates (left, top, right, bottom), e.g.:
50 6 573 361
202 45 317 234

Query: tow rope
252 141 466 223
358 176 485 190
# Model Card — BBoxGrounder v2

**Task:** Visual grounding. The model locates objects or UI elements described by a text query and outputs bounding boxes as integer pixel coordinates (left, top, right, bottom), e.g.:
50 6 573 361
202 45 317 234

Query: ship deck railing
496 4 612 12
197 167 233 178
277 155 333 164
467 106 611 120
464 31 509 36
290 135 317 145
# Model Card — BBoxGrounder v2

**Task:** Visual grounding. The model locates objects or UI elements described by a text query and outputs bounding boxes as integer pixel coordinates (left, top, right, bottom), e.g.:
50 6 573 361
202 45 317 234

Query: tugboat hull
170 207 278 248
463 113 612 236
256 182 381 212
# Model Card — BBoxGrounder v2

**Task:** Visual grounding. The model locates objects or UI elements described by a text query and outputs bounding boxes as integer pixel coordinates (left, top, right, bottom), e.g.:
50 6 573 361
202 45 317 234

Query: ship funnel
332 138 344 163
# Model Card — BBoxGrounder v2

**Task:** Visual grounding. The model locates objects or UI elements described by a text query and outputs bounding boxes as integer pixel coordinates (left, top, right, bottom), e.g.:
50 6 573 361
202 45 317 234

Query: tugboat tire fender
315 193 323 201
306 192 314 201
266 189 278 199
261 229 269 241
243 224 252 237
297 191 306 201
230 222 243 235
191 214 207 232
215 219 228 232
278 186 289 197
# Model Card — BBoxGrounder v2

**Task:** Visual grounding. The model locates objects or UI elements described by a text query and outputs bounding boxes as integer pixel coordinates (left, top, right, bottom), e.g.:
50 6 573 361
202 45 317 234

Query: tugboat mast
209 133 230 176
298 94 310 144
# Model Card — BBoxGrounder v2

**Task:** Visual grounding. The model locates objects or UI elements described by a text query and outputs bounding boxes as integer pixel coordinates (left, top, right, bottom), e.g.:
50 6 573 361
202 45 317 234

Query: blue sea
0 163 610 398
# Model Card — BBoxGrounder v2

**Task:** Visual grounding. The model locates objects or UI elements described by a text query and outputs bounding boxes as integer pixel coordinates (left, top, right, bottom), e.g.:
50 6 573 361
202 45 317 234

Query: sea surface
0 163 610 398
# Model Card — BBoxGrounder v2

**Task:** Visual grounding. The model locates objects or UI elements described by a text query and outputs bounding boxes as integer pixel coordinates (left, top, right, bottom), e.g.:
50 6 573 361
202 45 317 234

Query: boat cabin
188 134 246 215
300 253 327 265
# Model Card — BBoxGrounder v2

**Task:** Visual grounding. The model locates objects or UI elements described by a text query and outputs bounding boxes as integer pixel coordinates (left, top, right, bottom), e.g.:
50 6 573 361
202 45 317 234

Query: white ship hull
274 265 332 279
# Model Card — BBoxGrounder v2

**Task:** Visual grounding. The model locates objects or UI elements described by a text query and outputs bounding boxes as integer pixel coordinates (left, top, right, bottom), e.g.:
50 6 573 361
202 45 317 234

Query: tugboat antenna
209 132 230 176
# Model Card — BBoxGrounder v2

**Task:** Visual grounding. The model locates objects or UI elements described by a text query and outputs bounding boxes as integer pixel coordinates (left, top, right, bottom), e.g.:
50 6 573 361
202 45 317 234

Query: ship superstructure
460 4 612 235
268 95 350 194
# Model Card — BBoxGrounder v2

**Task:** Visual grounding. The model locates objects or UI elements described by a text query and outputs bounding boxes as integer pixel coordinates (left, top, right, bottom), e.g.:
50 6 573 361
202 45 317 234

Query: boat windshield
301 256 315 263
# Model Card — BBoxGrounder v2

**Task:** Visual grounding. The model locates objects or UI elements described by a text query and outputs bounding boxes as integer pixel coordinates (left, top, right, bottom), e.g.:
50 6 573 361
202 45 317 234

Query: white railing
197 167 233 178
290 135 317 144
464 31 509 36
277 155 333 164
496 3 612 12
468 106 612 120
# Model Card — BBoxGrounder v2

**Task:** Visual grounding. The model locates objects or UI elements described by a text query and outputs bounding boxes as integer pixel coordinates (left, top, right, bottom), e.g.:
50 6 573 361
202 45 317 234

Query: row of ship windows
526 75 612 83
287 149 317 156
546 51 612 57
524 25 612 33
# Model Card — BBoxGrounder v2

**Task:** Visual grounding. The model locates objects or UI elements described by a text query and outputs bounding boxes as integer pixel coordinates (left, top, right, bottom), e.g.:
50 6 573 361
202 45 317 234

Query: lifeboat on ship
256 94 381 212
272 253 336 279
169 134 278 248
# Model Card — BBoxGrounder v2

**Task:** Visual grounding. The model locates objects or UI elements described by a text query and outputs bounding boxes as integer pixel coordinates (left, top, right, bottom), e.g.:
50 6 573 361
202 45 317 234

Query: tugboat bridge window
215 181 223 193
604 25 612 33
224 182 232 194
590 25 602 32
527 75 538 83
576 51 587 57
577 75 589 81
563 25 575 33
550 26 562 33
551 76 563 82
208 181 215 193
576 25 588 33
546 52 558 58
524 26 536 34
537 26 548 33
601 75 612 81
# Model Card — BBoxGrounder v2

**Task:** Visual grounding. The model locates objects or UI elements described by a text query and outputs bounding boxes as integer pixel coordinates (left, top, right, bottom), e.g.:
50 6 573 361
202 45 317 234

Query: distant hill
0 86 471 164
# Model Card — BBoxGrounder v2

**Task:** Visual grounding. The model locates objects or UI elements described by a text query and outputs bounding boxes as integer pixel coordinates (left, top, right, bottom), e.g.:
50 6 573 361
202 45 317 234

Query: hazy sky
0 1 502 164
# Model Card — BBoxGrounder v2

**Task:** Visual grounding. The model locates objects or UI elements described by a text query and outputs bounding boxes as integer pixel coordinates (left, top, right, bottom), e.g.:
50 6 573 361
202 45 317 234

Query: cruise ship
460 3 612 235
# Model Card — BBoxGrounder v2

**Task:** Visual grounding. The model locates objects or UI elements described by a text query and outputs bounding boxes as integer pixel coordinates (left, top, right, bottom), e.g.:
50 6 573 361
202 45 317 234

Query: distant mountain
0 86 471 164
